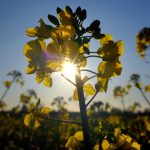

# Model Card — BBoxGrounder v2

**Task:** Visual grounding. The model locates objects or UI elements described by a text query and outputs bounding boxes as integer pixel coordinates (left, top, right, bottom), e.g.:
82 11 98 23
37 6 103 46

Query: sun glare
62 62 76 80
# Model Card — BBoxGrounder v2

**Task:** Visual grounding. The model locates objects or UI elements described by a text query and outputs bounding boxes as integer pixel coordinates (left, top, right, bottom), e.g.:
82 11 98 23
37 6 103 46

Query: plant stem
86 91 98 108
84 73 101 83
121 96 125 111
34 112 81 125
85 55 102 59
61 74 76 86
0 77 16 102
80 69 97 75
139 89 150 106
75 67 91 150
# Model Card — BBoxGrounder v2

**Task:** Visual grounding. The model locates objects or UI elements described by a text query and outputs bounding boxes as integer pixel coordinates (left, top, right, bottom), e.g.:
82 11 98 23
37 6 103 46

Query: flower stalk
75 66 91 150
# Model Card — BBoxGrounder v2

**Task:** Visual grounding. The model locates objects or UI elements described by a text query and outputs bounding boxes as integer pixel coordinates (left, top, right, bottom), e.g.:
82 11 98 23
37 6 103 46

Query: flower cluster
24 6 104 88
24 6 124 100
136 27 150 59
97 34 124 92
93 128 140 150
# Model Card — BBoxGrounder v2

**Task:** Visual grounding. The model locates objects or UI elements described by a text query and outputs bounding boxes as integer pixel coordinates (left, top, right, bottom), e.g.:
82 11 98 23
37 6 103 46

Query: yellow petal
98 77 109 92
83 83 96 95
79 43 89 54
58 8 72 24
47 41 60 56
93 144 99 150
65 136 74 148
26 28 38 37
26 63 36 74
99 34 113 46
34 119 41 128
80 59 87 68
131 142 141 150
65 136 78 148
43 74 52 87
98 61 122 78
114 128 121 138
74 131 83 141
61 40 79 59
40 107 51 114
116 40 124 56
23 39 46 59
145 85 150 92
48 60 62 71
24 113 33 126
101 139 109 150
3 81 12 88
73 88 78 101
35 71 44 84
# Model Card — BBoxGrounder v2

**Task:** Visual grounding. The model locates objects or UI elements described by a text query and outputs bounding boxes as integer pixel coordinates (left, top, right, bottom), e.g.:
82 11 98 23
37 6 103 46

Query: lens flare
62 62 76 80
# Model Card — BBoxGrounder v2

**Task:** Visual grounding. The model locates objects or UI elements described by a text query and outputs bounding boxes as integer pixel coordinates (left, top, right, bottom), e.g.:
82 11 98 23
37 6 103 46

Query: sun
62 62 76 80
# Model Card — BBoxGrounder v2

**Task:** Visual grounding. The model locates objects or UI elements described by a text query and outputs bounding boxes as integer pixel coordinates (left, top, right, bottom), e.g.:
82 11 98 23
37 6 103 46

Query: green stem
121 96 125 111
80 69 97 75
61 74 76 86
85 55 102 59
0 77 16 102
84 73 101 83
75 67 91 150
139 89 150 106
86 91 98 108
34 112 81 125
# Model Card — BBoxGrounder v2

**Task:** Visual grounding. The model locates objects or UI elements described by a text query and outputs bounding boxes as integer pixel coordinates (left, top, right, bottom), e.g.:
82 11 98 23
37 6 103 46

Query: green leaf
79 9 86 21
36 98 41 108
83 83 96 95
56 7 62 14
76 7 81 16
88 20 100 31
66 6 73 14
43 74 52 87
48 14 59 26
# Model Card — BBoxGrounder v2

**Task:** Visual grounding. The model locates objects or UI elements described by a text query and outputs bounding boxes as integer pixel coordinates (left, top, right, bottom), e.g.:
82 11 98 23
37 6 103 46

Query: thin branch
86 91 99 108
85 55 102 59
80 36 92 38
79 52 98 55
121 96 125 111
84 73 101 83
90 52 97 54
61 74 76 86
0 77 16 102
80 69 97 75
139 89 150 106
34 112 81 125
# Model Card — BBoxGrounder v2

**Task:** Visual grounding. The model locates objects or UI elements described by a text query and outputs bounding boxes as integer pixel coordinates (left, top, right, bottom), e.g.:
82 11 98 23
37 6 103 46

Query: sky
0 0 150 111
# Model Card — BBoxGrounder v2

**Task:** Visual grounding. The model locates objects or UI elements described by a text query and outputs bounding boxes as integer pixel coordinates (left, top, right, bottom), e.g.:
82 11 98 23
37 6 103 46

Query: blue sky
0 0 150 111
